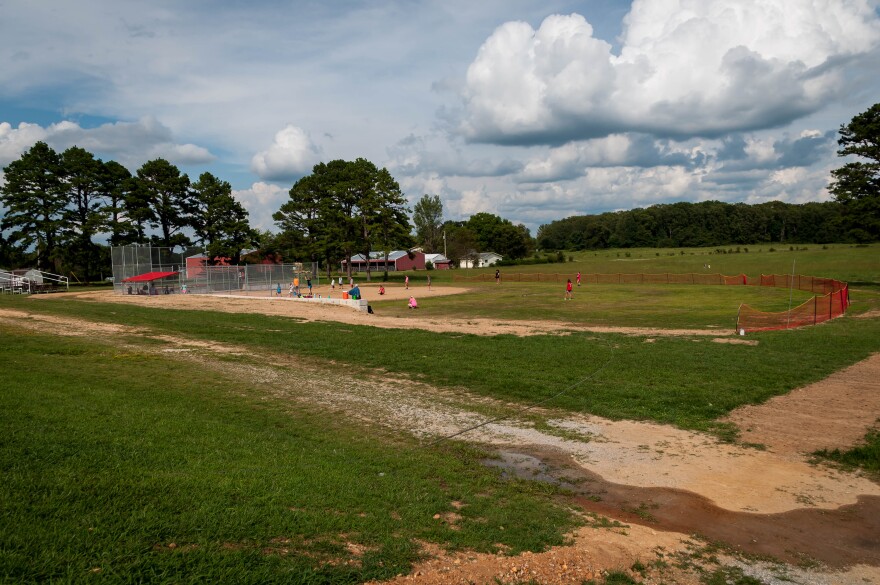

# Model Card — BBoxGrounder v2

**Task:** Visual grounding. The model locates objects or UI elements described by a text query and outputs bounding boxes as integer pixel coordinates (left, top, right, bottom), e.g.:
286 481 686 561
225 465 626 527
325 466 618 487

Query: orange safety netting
736 285 849 333
451 270 848 332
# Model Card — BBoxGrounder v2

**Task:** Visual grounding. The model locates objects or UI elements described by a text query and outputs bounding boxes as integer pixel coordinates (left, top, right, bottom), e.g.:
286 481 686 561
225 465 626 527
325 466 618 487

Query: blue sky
1 0 879 236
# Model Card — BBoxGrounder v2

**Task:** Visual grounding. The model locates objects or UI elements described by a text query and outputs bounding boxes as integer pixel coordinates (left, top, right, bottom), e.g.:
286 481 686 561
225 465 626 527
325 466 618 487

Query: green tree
0 141 66 271
274 159 410 282
59 146 107 280
412 194 444 252
191 173 257 265
351 160 410 282
129 159 193 248
466 212 532 259
99 160 136 246
442 220 478 267
275 167 344 280
829 102 880 241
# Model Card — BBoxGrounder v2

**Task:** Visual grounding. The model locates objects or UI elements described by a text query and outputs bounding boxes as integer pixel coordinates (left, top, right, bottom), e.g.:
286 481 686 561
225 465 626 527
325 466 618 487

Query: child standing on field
565 279 573 300
405 275 409 289
576 271 581 286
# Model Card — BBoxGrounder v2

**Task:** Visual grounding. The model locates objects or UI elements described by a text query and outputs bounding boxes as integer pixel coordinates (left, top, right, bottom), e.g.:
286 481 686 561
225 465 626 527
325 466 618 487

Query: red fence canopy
122 271 179 283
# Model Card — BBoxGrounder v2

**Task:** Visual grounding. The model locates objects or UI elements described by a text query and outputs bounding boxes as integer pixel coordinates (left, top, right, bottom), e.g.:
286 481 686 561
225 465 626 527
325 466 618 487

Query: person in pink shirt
408 296 418 309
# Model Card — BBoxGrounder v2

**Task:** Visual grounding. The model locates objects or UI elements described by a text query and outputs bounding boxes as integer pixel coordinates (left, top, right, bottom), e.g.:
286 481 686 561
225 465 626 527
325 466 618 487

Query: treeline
0 142 255 281
536 200 847 251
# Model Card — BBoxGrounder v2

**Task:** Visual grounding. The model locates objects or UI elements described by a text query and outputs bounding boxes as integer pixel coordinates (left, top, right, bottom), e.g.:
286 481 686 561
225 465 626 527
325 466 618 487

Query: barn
342 250 426 272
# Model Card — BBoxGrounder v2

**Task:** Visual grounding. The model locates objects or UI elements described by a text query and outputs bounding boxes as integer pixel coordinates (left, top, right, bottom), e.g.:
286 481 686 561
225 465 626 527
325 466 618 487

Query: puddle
481 447 880 568
482 451 581 491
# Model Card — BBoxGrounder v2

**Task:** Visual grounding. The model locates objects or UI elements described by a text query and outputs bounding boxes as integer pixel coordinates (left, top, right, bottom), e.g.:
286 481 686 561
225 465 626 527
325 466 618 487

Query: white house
460 252 503 269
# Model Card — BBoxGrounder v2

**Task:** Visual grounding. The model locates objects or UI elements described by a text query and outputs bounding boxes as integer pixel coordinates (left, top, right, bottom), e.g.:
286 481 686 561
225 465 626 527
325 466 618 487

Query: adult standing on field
565 279 573 300
495 269 501 284
427 274 431 291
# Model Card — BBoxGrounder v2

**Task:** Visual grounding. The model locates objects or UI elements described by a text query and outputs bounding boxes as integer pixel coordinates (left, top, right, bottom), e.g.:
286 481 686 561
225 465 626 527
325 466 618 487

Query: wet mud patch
489 447 880 568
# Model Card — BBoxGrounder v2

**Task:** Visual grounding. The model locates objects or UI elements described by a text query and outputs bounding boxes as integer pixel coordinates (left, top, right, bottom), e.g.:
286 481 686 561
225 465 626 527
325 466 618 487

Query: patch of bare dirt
4 294 880 585
854 308 880 319
712 337 759 345
723 353 880 456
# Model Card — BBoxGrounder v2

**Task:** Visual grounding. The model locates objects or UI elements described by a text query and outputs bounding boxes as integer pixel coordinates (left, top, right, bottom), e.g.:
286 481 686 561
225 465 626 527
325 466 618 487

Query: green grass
0 326 578 583
814 427 880 476
526 242 879 285
374 281 818 328
5 291 880 433
3 243 878 581
336 243 880 287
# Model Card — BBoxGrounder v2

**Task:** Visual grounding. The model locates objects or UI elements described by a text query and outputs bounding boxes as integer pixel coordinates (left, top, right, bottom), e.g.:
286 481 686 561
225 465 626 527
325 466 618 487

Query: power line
424 336 616 447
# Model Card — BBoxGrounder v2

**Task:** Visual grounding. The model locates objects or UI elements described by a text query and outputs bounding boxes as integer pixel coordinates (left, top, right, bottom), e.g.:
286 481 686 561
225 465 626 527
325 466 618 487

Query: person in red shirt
565 279 573 300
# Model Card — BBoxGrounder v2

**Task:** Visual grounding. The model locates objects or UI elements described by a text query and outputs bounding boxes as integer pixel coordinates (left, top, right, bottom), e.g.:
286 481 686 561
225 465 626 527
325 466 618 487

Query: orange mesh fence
736 285 849 332
450 270 848 332
758 274 844 294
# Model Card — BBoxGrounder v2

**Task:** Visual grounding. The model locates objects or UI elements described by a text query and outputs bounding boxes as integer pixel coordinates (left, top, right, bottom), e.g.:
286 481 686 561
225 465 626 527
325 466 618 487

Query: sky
1 0 879 237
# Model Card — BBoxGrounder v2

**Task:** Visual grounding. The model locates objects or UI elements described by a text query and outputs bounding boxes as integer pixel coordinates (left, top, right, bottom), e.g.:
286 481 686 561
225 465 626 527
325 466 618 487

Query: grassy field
0 325 576 584
2 243 878 582
375 243 879 287
373 282 820 328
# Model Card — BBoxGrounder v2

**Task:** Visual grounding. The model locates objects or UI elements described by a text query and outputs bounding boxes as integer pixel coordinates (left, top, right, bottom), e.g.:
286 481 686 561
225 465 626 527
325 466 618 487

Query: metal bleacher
1 269 69 294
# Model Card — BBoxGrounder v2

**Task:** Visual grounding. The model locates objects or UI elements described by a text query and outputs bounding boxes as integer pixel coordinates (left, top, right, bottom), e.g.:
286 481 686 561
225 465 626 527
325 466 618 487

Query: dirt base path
4 292 880 584
724 353 880 456
46 288 733 338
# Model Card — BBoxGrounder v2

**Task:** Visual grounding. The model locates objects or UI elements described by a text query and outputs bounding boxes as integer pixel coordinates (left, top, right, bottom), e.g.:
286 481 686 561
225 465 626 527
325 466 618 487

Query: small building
460 252 503 269
342 250 425 272
423 253 452 270
185 254 221 278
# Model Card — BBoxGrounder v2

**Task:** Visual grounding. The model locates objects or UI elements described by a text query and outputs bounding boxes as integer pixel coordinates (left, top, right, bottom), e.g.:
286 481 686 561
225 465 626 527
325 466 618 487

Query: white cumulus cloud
232 181 290 232
0 117 215 168
250 125 322 182
457 0 880 145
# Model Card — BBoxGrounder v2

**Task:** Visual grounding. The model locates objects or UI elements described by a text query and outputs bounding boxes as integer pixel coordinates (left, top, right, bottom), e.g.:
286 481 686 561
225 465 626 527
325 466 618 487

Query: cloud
250 125 322 182
232 181 290 232
0 117 215 168
455 1 880 145
0 122 48 165
387 133 523 178
517 134 710 182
